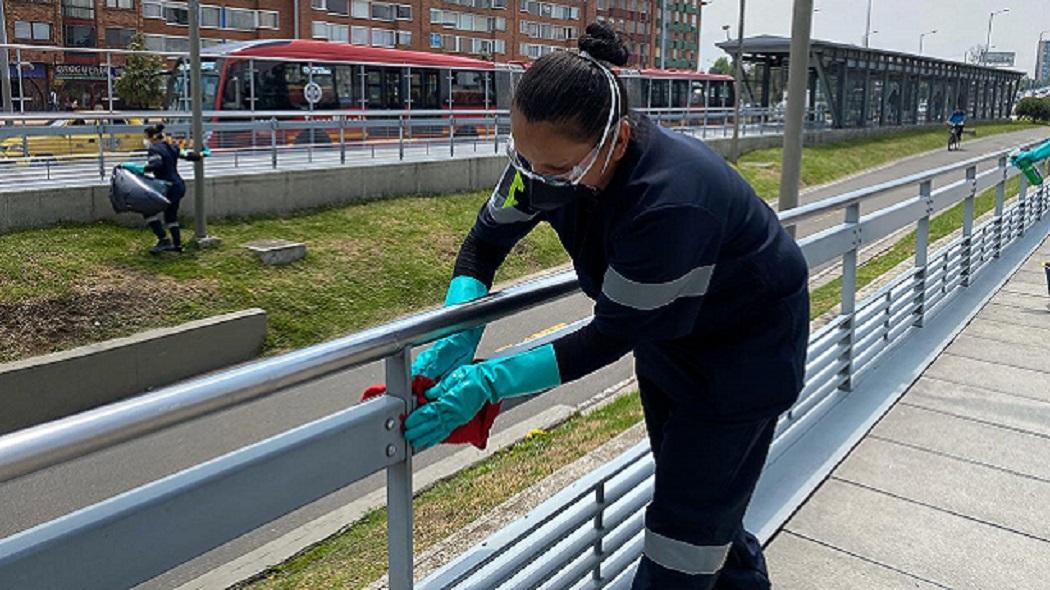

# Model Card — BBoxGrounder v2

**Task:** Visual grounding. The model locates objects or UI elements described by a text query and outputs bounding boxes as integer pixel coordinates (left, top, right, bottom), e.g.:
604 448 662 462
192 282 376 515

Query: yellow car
0 117 146 165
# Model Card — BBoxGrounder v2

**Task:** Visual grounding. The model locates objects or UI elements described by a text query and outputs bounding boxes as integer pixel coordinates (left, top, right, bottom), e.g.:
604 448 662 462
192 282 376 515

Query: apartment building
2 0 701 109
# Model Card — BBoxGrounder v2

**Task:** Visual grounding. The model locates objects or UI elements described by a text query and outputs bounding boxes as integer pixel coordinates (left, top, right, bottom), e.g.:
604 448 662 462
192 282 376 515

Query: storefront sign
8 63 48 79
54 64 124 80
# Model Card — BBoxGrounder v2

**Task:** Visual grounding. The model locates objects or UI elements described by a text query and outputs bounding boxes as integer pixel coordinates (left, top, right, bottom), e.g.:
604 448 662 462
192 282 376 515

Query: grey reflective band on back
643 529 731 576
602 264 714 311
487 193 538 224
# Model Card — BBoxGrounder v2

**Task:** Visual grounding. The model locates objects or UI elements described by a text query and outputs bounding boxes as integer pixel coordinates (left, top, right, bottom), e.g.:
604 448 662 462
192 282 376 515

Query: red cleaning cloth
361 375 502 450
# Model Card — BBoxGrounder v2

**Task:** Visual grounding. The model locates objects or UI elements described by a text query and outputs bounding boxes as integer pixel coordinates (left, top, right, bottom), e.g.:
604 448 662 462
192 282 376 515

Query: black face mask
525 174 598 211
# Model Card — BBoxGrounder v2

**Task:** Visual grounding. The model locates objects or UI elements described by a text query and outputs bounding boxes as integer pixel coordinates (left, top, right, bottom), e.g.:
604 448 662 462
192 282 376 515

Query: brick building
2 0 702 109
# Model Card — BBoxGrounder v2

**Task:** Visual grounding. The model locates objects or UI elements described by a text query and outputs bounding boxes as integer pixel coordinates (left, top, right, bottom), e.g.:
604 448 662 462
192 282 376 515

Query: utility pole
862 0 872 48
777 0 813 237
660 0 669 69
188 0 218 247
729 0 744 162
0 0 13 115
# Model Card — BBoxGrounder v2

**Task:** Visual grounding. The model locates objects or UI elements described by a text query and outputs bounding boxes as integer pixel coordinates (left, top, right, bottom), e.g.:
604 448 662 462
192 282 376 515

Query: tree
709 56 733 76
114 33 166 109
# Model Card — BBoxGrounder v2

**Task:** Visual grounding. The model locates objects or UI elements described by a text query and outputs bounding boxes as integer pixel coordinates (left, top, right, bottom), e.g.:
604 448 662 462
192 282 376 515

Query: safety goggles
506 53 623 187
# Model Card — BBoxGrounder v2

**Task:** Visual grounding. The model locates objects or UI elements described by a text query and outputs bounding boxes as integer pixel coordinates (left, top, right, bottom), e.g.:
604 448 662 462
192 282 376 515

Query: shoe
149 238 176 254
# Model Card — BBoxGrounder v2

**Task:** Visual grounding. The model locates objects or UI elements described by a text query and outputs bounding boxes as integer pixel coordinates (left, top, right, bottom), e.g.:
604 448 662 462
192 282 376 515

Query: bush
1015 97 1050 122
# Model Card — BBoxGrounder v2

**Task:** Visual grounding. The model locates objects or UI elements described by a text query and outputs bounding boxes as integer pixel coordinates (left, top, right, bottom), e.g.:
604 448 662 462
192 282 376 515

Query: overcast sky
698 0 1047 77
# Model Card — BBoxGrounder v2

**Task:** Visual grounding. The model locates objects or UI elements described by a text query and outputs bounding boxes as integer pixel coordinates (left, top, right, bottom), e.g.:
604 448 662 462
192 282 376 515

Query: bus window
451 71 485 107
284 64 338 110
254 62 292 110
366 68 383 108
334 65 360 108
384 69 402 109
650 80 669 108
672 80 689 107
640 79 651 108
411 69 440 109
222 61 249 110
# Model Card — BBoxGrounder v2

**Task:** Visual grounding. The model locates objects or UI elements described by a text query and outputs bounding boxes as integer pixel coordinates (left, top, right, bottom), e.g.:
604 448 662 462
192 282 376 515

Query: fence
0 140 1047 589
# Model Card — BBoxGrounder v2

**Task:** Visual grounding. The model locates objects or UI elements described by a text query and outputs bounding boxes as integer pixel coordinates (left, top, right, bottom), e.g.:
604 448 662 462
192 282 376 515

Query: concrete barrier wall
0 309 267 434
0 123 946 234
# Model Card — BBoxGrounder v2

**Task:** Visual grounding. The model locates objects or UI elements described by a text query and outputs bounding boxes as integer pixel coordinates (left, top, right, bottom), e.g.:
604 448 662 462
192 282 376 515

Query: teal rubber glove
411 276 489 380
405 344 561 450
119 162 146 175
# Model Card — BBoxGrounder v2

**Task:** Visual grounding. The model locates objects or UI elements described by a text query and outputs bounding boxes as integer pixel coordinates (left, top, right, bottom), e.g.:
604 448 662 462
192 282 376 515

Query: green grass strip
237 393 644 590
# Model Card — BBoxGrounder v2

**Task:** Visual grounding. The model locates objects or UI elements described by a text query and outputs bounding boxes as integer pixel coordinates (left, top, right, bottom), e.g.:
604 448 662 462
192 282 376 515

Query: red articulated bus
165 39 735 146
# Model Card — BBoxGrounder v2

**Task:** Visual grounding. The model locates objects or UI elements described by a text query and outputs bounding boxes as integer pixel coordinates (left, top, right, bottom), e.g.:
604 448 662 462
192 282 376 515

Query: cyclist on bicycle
948 108 966 146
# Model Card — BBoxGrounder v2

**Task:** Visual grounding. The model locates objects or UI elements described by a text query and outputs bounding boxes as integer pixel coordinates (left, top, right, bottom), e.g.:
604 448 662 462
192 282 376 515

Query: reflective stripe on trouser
630 374 777 590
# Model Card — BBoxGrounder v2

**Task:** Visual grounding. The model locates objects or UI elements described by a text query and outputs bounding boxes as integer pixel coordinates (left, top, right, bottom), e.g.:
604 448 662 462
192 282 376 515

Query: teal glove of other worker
411 276 489 381
118 162 146 175
405 344 562 450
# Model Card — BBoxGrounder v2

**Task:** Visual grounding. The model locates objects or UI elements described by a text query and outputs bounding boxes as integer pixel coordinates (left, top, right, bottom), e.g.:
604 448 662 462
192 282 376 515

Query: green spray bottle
1009 139 1050 186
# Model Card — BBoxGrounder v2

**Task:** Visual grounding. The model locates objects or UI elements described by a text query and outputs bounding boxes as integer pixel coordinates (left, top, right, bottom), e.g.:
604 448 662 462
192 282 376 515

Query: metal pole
863 0 872 48
993 156 1006 258
913 180 932 328
776 0 813 236
961 165 976 286
0 0 13 115
660 0 669 70
385 349 414 590
16 48 23 112
188 0 211 243
106 51 114 112
839 202 860 392
729 0 745 162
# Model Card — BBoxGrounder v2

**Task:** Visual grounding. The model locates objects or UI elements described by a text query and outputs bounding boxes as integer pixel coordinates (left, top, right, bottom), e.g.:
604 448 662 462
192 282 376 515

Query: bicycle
947 124 964 152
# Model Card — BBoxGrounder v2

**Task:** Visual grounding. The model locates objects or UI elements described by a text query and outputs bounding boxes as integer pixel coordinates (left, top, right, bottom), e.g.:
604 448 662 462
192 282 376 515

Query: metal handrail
0 272 577 484
779 141 1040 225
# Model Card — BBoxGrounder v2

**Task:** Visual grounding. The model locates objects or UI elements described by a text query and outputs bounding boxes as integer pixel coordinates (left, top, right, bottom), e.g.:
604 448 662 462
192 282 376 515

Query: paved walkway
766 235 1050 590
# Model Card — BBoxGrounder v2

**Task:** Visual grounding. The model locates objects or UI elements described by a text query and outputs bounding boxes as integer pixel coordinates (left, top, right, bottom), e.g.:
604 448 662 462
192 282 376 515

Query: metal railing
0 140 1047 589
0 106 807 191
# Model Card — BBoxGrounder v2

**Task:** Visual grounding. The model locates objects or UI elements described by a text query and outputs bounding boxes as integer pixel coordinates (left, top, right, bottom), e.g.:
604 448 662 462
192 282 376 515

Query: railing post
339 115 346 165
399 115 405 161
97 121 106 181
839 202 861 392
385 348 414 590
591 481 607 584
449 114 455 158
913 180 932 327
993 156 1007 259
961 165 976 287
1018 174 1028 237
493 112 499 154
270 117 278 170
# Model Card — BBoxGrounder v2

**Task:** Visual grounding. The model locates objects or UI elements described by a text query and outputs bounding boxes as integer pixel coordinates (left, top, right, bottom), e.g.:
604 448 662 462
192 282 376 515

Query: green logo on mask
505 170 525 209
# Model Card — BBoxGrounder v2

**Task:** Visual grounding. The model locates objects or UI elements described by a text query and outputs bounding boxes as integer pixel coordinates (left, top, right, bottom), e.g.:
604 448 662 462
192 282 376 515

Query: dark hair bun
155 123 165 133
578 22 629 67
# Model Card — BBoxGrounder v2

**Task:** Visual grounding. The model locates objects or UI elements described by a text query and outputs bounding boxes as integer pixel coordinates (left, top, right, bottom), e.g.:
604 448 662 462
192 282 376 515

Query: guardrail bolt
385 418 396 431
386 444 397 457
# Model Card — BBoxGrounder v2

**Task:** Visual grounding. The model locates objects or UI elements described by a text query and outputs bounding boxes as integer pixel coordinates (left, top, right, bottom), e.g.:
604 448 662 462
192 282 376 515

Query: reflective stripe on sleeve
601 263 714 311
643 528 730 575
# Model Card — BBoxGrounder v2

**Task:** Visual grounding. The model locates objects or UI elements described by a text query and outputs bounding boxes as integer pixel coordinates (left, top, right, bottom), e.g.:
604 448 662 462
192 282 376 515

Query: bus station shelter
716 35 1025 129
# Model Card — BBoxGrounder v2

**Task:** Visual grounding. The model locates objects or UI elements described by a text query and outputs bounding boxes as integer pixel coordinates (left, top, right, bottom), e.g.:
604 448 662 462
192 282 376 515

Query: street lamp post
722 24 731 42
696 1 710 73
729 0 744 162
983 8 1009 65
660 0 669 69
919 29 937 55
0 0 13 115
863 0 873 48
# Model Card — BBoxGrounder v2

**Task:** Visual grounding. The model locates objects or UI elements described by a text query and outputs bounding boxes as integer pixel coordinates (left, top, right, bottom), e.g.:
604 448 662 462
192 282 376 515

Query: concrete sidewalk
766 235 1050 589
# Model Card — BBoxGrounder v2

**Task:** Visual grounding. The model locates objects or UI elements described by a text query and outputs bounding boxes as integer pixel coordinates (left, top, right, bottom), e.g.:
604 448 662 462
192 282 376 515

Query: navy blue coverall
454 114 810 589
143 141 193 246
